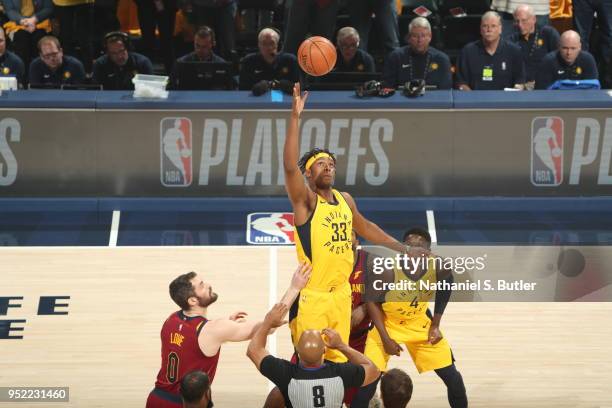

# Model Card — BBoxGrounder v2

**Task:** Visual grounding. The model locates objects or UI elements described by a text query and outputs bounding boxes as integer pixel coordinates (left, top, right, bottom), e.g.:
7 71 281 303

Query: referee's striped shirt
260 355 365 408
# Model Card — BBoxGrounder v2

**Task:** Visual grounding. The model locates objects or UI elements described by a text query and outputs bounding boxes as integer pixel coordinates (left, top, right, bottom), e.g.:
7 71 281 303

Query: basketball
297 36 337 76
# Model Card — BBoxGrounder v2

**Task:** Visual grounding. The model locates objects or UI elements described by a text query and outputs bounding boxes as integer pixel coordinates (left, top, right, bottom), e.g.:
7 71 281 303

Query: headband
305 152 332 171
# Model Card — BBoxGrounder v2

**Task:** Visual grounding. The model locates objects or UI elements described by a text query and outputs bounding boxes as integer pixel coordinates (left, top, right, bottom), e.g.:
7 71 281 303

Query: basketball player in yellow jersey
354 227 468 408
284 83 411 364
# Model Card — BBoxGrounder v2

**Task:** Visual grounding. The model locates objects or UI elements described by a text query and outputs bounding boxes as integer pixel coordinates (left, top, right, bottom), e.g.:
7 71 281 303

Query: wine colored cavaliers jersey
349 249 371 337
294 189 354 290
154 311 220 395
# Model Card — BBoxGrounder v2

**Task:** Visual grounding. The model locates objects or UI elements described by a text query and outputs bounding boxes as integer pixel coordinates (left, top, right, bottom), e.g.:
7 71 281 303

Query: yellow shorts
364 313 453 373
289 283 351 363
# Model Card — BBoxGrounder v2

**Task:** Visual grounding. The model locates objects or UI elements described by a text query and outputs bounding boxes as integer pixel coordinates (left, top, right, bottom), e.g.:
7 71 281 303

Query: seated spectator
92 31 153 90
456 11 526 90
28 35 85 87
176 26 225 63
508 4 559 89
380 368 413 408
491 0 550 38
170 25 228 90
2 0 53 67
183 0 236 60
334 26 375 73
383 17 451 90
239 27 299 91
0 25 25 87
180 370 212 408
535 30 599 89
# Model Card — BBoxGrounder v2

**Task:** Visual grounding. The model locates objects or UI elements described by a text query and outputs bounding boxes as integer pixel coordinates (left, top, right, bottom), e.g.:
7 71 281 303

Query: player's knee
435 364 466 395
349 374 380 408
263 386 285 408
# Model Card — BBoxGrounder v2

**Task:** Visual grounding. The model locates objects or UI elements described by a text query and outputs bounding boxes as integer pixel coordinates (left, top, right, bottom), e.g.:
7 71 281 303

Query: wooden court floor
1 247 611 408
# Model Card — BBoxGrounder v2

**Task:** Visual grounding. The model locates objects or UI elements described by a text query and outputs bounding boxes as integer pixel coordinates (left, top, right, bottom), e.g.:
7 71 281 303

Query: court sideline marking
109 211 121 247
426 210 437 244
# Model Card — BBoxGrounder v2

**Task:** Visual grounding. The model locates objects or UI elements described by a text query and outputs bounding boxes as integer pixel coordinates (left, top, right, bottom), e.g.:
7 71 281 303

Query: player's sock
435 364 468 408
349 375 380 408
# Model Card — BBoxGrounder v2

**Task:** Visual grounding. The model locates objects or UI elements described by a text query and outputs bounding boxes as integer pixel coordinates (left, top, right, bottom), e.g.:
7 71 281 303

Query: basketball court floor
1 197 611 407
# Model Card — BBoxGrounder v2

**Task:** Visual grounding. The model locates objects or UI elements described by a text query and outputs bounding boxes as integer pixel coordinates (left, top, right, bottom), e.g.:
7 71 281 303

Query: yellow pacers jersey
294 189 353 290
382 257 437 322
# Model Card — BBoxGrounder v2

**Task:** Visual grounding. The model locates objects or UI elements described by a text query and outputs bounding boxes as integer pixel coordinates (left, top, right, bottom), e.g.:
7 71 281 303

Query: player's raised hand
322 328 344 349
264 303 288 328
229 311 248 322
290 262 312 291
292 82 308 117
382 337 402 356
428 324 443 345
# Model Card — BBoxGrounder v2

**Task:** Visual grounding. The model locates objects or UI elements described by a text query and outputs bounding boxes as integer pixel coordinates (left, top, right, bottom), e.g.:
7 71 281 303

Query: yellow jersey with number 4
382 257 437 321
294 189 353 290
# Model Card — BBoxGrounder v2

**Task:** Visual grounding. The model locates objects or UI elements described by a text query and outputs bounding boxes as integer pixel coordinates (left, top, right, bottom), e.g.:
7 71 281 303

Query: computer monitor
307 71 382 91
175 61 235 90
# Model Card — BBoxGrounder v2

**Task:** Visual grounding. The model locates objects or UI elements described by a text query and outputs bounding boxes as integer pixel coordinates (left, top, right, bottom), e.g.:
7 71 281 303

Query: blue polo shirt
334 48 376 73
238 52 299 90
509 25 560 81
534 50 599 90
0 50 25 87
383 46 452 89
456 39 526 90
28 55 85 86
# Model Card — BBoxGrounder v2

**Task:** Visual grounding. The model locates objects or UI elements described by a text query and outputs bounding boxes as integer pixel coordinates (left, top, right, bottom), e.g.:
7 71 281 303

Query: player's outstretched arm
199 318 263 356
341 192 406 253
323 328 380 386
283 82 312 210
279 262 312 308
247 303 289 370
429 261 454 344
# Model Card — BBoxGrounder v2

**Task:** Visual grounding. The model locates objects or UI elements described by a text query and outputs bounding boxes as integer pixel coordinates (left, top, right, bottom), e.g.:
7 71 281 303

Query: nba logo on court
247 213 295 244
531 117 563 186
161 118 192 187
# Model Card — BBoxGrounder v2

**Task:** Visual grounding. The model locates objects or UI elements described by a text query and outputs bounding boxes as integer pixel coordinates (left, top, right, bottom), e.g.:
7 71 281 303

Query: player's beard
314 173 334 189
199 288 218 307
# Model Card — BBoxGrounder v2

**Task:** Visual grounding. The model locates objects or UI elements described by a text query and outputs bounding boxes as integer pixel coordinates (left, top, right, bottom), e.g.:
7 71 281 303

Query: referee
247 303 380 408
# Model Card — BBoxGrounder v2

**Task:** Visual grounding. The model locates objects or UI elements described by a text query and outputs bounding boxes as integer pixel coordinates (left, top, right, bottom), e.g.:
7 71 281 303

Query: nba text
0 296 70 339
0 118 20 187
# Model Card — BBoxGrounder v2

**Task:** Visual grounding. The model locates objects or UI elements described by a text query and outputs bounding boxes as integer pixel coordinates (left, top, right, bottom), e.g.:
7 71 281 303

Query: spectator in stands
183 0 236 61
92 31 153 90
28 35 85 86
0 25 26 87
283 0 339 55
383 17 451 90
180 370 212 408
52 0 94 74
456 11 526 90
535 30 599 89
380 368 413 408
509 4 559 89
572 0 611 87
132 0 177 74
491 0 551 38
239 27 298 91
171 25 227 89
2 0 53 68
334 26 375 73
348 0 399 56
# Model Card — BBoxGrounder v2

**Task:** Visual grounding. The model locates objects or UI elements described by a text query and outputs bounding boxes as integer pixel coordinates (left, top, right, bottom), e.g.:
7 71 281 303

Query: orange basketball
297 36 337 77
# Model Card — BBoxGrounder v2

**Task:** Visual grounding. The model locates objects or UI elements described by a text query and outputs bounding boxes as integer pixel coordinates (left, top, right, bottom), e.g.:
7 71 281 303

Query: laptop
175 61 235 90
307 71 382 91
